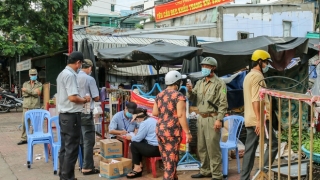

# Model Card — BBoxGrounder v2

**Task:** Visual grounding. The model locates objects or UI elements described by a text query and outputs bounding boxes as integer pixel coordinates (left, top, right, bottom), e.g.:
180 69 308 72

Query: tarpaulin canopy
97 46 140 60
201 36 309 76
308 38 319 51
97 40 202 62
97 40 202 78
181 35 202 74
79 38 99 87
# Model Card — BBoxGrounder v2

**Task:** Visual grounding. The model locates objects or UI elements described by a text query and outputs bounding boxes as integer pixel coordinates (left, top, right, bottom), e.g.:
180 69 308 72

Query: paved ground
0 110 260 180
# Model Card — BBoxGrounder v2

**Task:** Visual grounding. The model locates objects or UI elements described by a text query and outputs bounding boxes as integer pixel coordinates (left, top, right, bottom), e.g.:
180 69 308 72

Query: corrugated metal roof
108 65 180 76
73 34 189 55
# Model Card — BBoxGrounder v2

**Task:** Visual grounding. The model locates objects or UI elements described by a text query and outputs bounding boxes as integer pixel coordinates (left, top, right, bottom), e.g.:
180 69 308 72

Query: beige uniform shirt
22 80 42 109
243 69 270 127
187 75 228 120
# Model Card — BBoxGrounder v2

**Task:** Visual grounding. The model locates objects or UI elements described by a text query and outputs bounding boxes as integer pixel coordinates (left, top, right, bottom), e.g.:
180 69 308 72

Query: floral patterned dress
155 89 186 180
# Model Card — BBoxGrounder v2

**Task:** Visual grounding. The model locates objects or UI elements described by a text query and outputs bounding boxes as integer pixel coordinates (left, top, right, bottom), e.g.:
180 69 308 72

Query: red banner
130 91 156 116
155 0 232 22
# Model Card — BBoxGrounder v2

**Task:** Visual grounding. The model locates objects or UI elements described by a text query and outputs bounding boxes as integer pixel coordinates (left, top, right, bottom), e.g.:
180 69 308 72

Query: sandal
126 170 142 179
83 168 100 175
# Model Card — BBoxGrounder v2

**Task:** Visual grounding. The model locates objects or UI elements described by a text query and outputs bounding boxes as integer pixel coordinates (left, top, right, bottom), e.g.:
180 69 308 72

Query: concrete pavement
0 109 258 180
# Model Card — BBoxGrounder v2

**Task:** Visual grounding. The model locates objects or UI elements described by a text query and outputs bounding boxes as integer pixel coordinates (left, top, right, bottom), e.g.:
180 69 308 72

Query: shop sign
155 0 232 22
16 59 31 72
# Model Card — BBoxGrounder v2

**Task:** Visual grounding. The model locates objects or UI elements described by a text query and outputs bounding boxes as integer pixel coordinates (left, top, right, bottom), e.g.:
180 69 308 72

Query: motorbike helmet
165 71 187 85
251 50 273 62
200 57 218 67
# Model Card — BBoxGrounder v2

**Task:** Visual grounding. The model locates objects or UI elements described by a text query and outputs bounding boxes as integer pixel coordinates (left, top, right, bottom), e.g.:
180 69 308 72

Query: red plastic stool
146 157 162 178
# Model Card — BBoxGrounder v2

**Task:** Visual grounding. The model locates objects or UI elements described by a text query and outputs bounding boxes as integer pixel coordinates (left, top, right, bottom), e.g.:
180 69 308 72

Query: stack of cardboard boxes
99 139 132 179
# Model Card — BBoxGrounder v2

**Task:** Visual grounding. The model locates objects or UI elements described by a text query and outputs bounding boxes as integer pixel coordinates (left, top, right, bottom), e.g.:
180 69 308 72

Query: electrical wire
258 62 319 92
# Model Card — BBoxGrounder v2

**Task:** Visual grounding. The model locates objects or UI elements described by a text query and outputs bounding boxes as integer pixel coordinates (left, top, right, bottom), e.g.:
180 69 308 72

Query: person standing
187 57 227 180
240 50 278 180
153 70 192 180
56 51 91 180
77 59 100 175
17 69 42 145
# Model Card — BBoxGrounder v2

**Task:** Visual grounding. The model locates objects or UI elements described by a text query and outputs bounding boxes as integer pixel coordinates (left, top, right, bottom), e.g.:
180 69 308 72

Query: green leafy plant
135 24 144 29
0 0 93 57
281 124 310 152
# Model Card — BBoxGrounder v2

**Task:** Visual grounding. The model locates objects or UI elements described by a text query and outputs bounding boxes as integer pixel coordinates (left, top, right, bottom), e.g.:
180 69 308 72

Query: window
111 4 115 12
283 21 292 37
80 17 85 25
237 31 254 40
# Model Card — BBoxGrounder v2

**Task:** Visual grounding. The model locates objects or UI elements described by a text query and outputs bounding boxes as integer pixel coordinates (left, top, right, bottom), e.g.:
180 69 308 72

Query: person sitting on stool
108 102 138 138
125 108 160 179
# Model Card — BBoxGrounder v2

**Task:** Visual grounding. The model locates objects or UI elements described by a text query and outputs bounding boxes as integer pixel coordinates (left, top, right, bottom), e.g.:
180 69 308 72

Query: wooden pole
268 94 272 178
298 101 302 180
278 98 282 180
288 99 292 180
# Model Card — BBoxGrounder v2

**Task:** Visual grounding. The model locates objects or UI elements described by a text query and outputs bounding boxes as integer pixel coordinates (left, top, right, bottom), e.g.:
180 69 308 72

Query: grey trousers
240 121 278 180
80 113 95 170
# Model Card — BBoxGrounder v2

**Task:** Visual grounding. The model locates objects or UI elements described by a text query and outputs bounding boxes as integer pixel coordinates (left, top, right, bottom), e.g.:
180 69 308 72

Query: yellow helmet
251 50 272 62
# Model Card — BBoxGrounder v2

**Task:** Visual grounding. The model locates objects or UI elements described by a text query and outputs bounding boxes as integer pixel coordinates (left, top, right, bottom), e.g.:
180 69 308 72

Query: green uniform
21 80 42 140
187 74 228 179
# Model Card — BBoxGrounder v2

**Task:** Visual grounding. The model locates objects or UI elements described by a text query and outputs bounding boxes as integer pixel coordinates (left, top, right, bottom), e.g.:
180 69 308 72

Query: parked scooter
0 90 23 113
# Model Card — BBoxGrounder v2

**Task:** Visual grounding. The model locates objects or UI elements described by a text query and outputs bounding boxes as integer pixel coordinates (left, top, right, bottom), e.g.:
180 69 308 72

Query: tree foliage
0 0 93 57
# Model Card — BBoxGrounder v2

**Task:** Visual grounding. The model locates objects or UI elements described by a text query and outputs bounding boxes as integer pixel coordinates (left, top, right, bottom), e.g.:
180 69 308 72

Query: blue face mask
201 68 211 76
262 65 269 73
126 111 132 118
30 76 37 81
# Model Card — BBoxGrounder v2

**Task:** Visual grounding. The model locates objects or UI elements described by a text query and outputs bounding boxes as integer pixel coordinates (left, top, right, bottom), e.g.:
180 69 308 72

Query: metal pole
18 55 21 90
68 0 73 54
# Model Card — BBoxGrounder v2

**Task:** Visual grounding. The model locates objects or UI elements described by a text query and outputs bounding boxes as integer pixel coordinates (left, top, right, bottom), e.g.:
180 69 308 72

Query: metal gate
253 88 317 180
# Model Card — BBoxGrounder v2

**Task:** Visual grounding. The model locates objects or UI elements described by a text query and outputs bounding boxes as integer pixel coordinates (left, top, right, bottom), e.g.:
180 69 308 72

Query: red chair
146 157 162 178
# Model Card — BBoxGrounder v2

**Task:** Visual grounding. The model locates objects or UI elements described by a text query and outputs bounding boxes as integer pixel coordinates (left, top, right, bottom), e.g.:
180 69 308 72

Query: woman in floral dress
152 71 192 180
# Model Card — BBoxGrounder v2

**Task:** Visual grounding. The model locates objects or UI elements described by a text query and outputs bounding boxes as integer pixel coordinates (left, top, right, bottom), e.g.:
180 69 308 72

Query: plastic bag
93 102 103 115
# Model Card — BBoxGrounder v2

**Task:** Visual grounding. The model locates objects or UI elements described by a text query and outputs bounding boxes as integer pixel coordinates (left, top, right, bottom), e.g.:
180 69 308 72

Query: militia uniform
18 69 42 145
188 57 228 180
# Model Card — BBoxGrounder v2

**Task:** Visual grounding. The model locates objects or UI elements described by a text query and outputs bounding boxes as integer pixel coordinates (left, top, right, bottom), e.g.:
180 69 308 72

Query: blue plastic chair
220 115 244 178
48 116 60 174
25 109 52 168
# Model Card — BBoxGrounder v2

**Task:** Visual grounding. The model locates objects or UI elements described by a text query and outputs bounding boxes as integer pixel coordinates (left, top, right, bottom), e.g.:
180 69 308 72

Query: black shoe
17 140 27 145
191 173 211 178
126 170 142 179
83 168 100 175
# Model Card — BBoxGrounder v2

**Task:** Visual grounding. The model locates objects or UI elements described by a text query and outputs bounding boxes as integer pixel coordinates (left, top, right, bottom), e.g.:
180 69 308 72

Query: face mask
30 76 37 81
126 111 132 118
201 68 211 76
262 65 269 73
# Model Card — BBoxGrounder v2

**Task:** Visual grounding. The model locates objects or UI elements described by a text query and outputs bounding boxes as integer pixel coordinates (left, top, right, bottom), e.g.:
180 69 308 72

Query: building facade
124 3 314 41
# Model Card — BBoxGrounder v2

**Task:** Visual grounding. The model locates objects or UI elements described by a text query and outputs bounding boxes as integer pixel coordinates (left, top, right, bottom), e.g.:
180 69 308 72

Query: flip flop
83 168 100 175
126 170 142 179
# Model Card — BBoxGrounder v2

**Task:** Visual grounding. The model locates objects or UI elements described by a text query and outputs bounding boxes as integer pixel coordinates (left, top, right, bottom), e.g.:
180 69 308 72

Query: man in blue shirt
108 102 138 138
77 59 100 175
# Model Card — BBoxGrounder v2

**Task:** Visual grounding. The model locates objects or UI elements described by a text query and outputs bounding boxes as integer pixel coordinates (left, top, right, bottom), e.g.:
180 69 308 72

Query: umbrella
79 38 99 87
97 40 202 79
181 35 202 74
133 40 202 79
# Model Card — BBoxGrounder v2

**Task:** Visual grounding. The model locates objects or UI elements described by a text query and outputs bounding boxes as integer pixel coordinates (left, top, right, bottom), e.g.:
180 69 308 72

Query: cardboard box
100 139 122 159
99 156 132 179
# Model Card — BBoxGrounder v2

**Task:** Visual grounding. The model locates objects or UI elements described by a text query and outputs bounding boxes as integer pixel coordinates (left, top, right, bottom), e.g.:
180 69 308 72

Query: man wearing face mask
17 69 42 145
77 59 100 175
240 50 278 180
56 51 91 180
108 102 138 138
187 57 227 180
